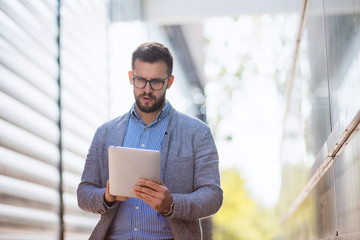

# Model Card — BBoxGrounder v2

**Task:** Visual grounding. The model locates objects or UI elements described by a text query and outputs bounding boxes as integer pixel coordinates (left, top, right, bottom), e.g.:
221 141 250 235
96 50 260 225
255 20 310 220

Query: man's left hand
133 178 173 214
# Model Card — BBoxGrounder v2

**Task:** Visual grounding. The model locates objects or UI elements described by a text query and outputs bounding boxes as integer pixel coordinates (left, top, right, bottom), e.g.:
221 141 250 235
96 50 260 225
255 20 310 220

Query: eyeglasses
132 74 169 90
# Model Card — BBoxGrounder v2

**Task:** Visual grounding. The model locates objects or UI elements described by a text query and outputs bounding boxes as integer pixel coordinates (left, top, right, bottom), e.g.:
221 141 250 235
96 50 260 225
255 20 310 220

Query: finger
106 180 114 193
134 189 168 213
135 191 158 206
138 178 161 191
134 185 158 198
105 180 116 202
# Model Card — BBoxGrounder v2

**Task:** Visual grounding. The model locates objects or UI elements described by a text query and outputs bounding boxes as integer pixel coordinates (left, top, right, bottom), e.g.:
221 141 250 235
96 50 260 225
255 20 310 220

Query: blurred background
0 0 359 239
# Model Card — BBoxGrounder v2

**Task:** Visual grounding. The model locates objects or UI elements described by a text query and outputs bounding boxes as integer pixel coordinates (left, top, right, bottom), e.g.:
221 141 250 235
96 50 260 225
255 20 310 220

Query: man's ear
167 75 174 89
128 71 133 85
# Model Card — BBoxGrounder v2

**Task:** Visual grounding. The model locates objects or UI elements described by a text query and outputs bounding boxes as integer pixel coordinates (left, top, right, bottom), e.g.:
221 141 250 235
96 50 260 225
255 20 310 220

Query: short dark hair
131 42 173 76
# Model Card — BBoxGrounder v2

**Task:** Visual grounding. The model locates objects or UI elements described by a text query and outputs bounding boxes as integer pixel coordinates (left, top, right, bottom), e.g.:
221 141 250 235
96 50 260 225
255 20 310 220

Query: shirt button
141 144 145 147
134 228 138 231
135 206 139 210
145 127 149 130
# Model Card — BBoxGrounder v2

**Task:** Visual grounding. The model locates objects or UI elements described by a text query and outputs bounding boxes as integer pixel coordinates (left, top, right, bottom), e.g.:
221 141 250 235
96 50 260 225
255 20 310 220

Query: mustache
140 93 154 99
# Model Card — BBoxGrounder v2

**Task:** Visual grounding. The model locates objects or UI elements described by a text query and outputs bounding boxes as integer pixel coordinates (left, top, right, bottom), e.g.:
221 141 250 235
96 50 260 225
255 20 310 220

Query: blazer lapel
109 111 131 147
160 107 176 182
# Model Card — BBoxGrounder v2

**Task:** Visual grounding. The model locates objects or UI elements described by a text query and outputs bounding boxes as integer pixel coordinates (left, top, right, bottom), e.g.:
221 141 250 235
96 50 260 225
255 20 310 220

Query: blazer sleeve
167 125 223 221
77 126 110 215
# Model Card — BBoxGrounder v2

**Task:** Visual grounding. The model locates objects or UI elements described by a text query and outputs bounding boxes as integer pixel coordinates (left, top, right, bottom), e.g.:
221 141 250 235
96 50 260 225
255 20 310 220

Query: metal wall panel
0 0 109 239
325 0 360 238
335 133 360 238
60 0 109 239
281 0 360 239
0 0 60 239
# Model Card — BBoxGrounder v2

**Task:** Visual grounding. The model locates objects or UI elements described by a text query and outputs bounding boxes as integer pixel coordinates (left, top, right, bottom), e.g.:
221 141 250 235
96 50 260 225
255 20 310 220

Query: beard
135 91 166 113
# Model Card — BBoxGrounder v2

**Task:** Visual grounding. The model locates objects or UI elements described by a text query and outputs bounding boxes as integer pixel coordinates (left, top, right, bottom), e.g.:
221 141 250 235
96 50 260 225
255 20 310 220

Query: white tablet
108 146 161 198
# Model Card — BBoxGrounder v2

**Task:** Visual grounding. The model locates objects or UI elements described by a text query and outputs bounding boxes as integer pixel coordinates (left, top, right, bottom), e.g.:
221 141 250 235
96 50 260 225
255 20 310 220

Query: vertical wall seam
322 0 333 131
321 0 338 235
56 0 64 239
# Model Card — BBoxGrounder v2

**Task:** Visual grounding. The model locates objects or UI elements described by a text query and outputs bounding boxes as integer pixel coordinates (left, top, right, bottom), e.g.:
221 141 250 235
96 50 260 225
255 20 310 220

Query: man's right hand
105 180 130 205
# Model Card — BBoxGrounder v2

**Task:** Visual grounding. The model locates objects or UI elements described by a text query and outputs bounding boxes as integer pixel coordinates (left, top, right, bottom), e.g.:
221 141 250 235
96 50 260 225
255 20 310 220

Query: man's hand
133 178 173 213
105 180 130 205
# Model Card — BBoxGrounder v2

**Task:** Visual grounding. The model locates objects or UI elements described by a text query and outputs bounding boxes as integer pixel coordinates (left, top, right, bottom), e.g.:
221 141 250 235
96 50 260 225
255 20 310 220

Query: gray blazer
77 106 223 240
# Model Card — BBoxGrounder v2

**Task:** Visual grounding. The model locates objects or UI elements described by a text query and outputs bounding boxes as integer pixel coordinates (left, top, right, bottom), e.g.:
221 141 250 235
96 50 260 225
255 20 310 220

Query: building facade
280 0 360 239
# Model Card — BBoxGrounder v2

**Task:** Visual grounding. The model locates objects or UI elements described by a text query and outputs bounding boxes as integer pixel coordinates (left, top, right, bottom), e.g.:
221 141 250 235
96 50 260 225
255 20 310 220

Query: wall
0 0 108 239
280 0 360 239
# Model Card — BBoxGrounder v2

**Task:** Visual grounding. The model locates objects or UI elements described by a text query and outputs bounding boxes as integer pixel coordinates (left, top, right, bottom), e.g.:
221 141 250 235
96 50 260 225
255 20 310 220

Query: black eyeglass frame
132 74 170 90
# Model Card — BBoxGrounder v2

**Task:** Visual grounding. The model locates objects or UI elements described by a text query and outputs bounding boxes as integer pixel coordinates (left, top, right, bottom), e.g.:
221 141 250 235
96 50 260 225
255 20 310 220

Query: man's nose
144 81 153 93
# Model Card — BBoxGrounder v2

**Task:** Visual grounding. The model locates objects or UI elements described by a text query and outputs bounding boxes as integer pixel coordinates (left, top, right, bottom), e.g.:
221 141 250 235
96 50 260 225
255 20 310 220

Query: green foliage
213 169 281 240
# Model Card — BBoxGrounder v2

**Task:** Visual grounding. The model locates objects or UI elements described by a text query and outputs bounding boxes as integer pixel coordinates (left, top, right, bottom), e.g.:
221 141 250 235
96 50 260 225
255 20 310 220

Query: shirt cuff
100 195 116 213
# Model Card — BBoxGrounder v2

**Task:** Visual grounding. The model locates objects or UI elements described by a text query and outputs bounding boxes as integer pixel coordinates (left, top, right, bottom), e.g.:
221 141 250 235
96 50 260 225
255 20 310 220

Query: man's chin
138 105 153 113
137 102 156 113
136 100 164 113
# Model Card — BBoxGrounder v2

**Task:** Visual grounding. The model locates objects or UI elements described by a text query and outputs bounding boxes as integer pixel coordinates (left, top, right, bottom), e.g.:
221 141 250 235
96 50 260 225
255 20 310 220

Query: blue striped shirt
107 101 174 240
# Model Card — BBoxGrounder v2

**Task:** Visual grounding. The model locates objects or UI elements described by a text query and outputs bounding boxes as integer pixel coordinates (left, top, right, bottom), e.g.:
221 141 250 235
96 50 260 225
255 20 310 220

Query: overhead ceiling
111 0 360 24
143 0 301 24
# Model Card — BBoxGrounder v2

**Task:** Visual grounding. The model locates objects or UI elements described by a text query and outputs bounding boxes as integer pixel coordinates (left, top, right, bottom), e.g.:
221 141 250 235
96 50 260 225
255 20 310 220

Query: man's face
129 59 174 114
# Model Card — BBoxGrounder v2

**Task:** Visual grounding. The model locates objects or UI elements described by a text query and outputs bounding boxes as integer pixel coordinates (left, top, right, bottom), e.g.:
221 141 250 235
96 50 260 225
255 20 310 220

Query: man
77 42 223 240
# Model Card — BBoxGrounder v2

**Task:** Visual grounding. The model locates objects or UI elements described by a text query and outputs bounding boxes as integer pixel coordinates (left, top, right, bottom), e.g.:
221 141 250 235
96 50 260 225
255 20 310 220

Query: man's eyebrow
134 76 165 81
